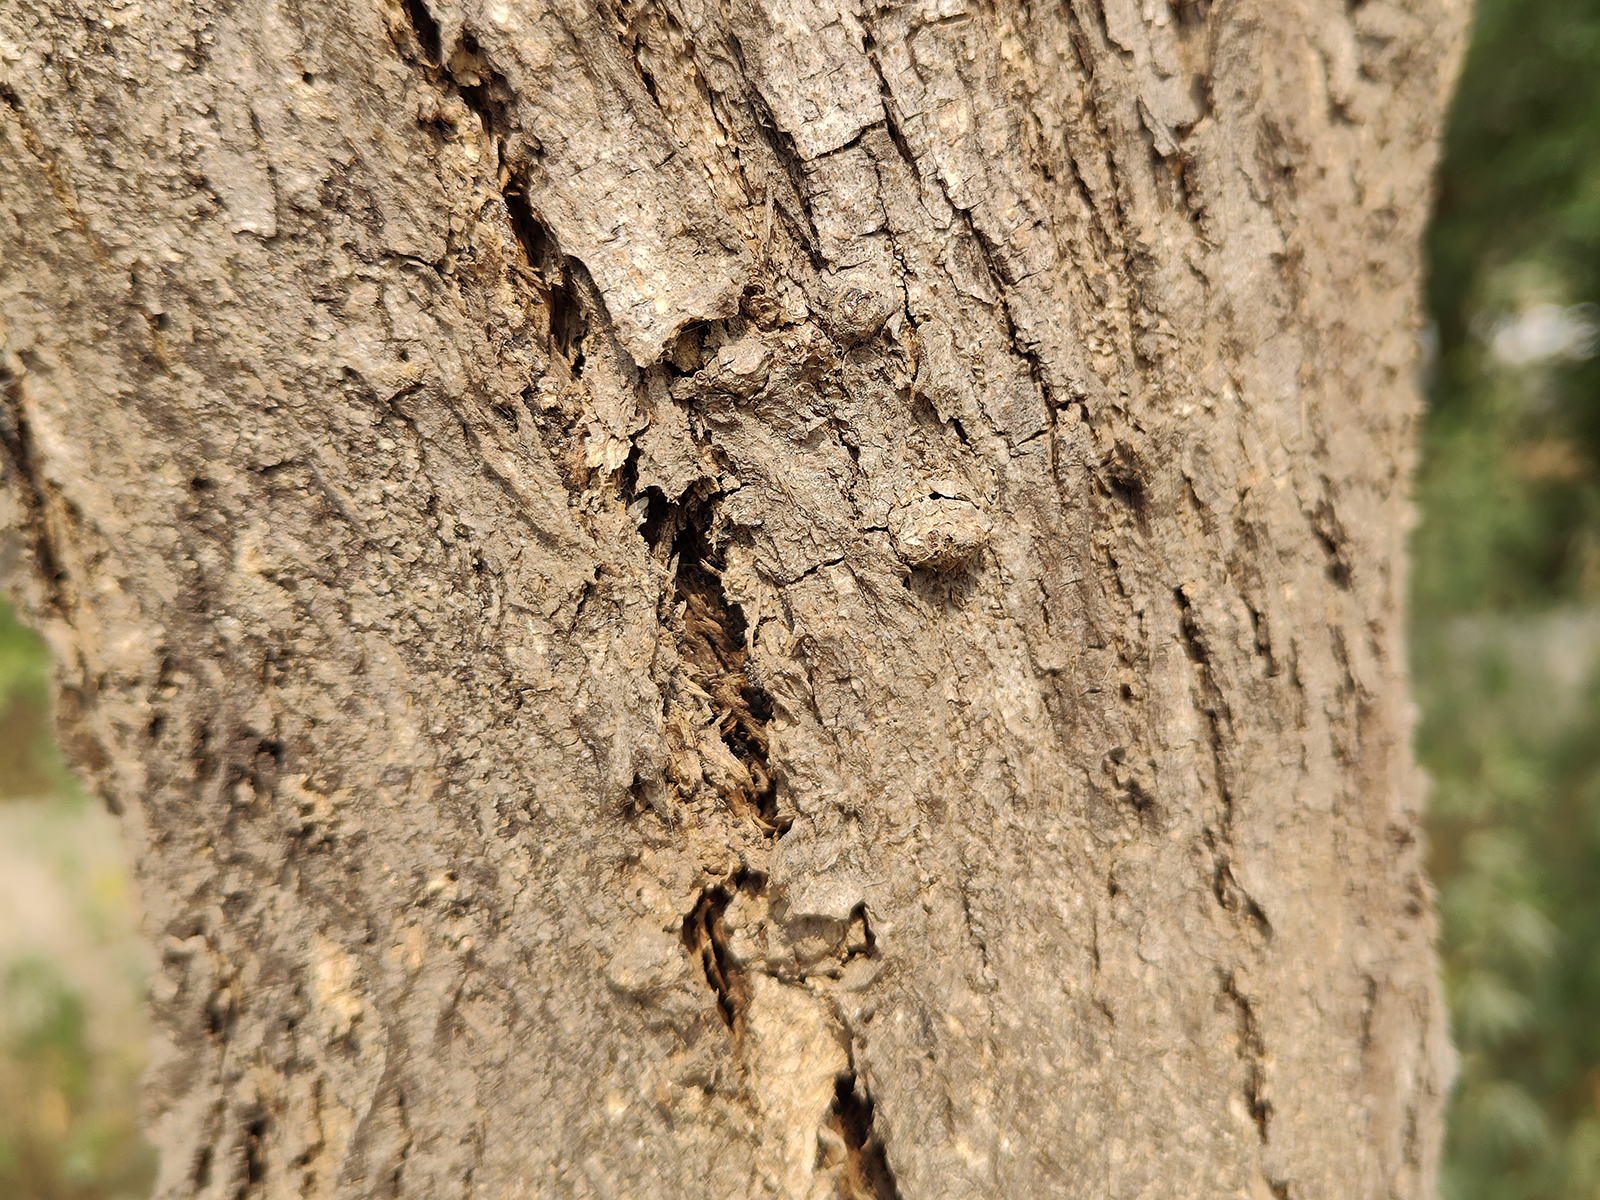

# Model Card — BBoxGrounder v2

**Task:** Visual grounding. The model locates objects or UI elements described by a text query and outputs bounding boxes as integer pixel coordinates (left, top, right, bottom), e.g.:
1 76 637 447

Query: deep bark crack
644 490 783 834
683 885 747 1031
397 0 599 384
0 364 66 613
1222 973 1272 1144
827 1070 901 1200
946 196 1056 412
1177 587 1274 940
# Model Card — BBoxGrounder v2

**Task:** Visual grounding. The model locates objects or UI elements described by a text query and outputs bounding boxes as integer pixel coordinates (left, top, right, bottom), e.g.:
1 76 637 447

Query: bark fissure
0 365 64 613
646 490 783 834
1222 972 1273 1146
956 208 1056 410
731 82 826 266
1174 585 1233 811
826 1070 902 1200
1176 587 1274 942
682 885 746 1031
860 38 924 188
1062 4 1141 275
399 0 440 64
399 0 603 391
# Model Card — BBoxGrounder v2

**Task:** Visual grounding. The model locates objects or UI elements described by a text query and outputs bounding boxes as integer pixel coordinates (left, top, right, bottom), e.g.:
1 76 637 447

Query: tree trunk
0 0 1464 1195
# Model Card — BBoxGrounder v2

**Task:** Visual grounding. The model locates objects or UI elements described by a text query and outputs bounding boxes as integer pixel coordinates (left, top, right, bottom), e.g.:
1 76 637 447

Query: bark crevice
0 363 64 614
825 1069 901 1200
1222 972 1273 1146
648 489 783 834
683 884 746 1031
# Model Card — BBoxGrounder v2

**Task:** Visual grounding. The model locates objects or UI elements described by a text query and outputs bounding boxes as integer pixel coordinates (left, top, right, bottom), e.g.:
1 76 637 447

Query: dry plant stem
0 0 1465 1196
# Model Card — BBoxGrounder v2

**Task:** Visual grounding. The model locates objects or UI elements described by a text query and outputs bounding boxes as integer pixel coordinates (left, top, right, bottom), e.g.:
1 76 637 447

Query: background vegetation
0 604 154 1200
1418 0 1600 1197
1 1 1598 1195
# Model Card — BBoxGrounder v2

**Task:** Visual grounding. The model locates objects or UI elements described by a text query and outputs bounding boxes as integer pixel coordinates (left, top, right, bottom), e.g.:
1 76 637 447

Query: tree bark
0 0 1464 1196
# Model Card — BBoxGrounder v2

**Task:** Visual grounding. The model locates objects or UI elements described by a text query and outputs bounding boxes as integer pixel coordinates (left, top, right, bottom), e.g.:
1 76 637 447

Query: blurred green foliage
0 598 69 801
0 959 154 1200
1418 0 1600 1196
0 602 154 1200
1420 0 1600 611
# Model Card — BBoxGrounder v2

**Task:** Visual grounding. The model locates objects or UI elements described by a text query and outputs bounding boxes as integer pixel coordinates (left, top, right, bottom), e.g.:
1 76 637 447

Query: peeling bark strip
0 0 1462 1196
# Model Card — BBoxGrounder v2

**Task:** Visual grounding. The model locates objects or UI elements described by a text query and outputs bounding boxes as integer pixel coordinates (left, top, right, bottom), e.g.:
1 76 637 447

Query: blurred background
0 606 154 1199
1419 0 1600 1197
1 1 1599 1195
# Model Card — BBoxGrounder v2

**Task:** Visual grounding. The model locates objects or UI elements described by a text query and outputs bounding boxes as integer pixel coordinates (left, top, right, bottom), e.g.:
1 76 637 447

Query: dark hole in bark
498 198 588 372
1309 498 1354 590
637 485 674 550
828 1072 901 1199
1315 528 1353 589
849 902 877 958
400 0 440 63
456 36 514 135
193 1145 213 1189
240 1116 267 1193
681 888 744 1029
1125 778 1155 813
667 499 783 833
1107 470 1144 512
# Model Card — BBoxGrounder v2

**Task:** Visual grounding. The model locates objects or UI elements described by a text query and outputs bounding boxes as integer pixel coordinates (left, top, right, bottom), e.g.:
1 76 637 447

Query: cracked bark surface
0 0 1463 1196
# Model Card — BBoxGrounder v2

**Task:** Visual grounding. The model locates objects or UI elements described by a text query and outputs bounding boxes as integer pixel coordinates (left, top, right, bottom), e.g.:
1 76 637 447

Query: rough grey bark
0 0 1464 1196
